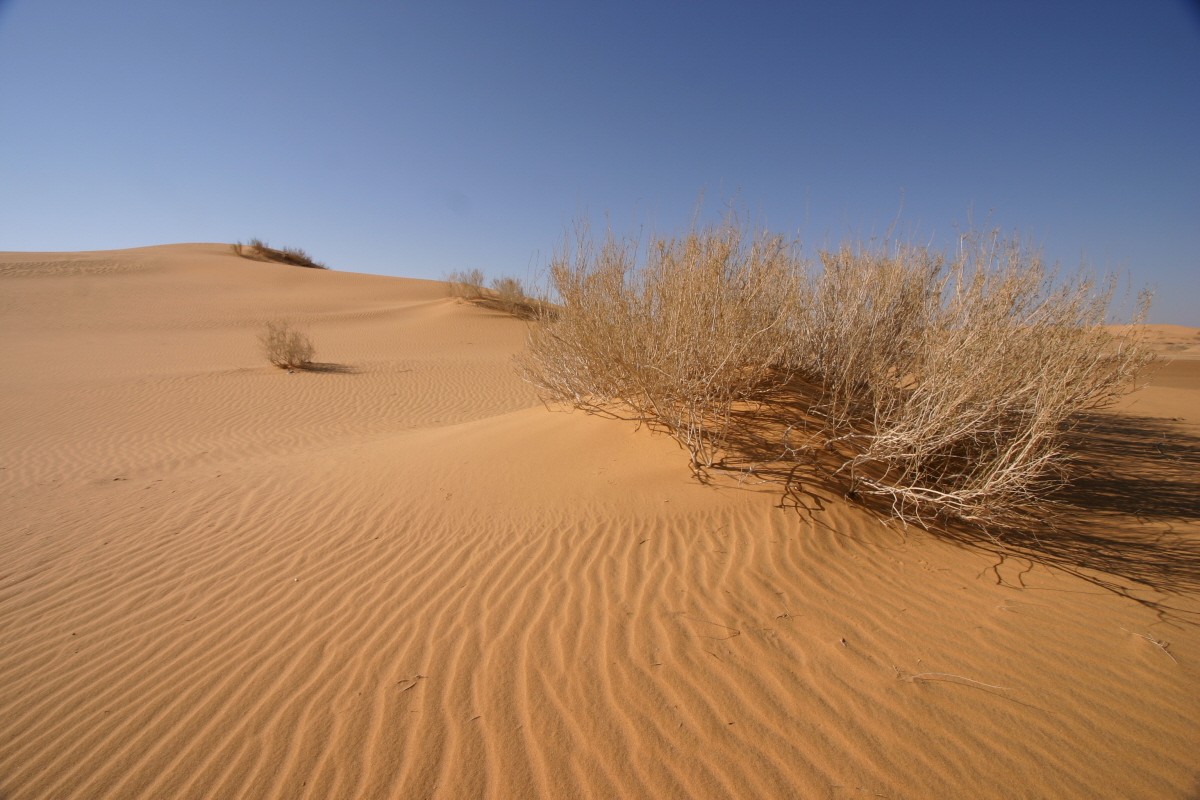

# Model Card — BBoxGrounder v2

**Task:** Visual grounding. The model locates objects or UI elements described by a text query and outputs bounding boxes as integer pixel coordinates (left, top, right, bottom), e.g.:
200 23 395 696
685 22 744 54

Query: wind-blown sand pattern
2 245 1198 799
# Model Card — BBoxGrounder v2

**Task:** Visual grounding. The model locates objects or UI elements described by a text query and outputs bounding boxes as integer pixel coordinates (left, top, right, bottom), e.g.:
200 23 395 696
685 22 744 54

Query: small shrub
446 268 486 299
489 275 536 317
233 239 328 270
490 275 524 300
259 319 316 369
447 269 541 319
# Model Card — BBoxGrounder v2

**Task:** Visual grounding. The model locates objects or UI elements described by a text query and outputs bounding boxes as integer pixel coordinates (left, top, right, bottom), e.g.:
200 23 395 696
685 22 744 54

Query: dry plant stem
905 672 1013 691
1120 627 1178 663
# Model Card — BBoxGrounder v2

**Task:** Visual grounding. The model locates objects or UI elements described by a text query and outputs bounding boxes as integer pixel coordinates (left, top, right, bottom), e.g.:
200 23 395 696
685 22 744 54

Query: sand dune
2 245 1198 798
1114 323 1200 360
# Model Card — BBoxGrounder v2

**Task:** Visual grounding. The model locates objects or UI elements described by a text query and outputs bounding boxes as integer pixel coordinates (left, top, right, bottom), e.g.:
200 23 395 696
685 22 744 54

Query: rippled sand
2 245 1197 798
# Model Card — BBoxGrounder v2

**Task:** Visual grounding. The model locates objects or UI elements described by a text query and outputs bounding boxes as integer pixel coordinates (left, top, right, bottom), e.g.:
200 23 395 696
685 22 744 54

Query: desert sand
2 244 1197 799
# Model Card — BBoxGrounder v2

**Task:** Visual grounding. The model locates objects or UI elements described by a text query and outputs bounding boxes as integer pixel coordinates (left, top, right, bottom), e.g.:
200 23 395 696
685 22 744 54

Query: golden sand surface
2 245 1197 798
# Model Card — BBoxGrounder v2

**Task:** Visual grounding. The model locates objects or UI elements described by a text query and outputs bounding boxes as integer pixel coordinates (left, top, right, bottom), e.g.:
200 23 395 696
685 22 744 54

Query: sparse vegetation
259 319 316 369
446 268 486 299
489 276 531 316
520 215 1154 529
233 239 329 270
446 269 541 320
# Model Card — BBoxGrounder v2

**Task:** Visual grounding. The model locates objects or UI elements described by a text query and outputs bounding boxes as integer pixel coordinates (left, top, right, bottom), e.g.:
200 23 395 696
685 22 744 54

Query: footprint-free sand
2 245 1198 798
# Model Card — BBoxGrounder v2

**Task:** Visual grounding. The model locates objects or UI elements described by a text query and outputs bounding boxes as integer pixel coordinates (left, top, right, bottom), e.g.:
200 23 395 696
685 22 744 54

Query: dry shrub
259 319 316 369
519 218 802 470
447 268 486 299
488 275 542 319
792 232 1154 528
233 239 328 270
490 275 525 307
521 215 1154 529
448 270 541 319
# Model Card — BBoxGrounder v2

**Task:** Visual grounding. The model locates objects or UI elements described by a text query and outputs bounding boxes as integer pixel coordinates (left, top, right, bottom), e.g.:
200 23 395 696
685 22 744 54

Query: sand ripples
9 415 1197 798
2 246 1197 799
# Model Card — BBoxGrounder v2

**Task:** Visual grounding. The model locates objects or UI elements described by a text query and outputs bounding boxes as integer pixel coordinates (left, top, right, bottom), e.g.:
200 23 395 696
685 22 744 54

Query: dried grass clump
446 268 486 299
490 276 526 312
792 232 1154 528
519 219 802 470
448 270 542 320
233 239 328 270
259 319 316 369
521 215 1154 529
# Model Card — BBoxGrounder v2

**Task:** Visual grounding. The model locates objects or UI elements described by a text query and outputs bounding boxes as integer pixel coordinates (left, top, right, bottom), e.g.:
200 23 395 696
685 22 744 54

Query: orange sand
2 245 1197 798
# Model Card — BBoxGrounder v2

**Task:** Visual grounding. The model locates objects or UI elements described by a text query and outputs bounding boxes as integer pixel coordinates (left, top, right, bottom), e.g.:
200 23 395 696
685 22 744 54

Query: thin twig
905 672 1012 691
1120 627 1178 663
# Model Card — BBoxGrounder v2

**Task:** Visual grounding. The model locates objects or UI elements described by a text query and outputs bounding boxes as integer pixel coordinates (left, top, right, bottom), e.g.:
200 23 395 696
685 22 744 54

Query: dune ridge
2 245 1198 798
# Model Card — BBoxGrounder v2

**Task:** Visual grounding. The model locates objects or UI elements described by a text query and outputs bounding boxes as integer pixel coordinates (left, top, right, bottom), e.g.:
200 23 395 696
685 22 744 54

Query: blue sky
1 0 1197 322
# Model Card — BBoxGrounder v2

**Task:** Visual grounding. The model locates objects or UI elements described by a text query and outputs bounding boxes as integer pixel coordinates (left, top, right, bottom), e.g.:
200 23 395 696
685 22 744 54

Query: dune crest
2 245 1198 799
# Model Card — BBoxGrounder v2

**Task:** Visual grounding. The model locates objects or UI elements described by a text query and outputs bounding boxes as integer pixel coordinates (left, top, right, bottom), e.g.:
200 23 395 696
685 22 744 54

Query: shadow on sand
1016 412 1200 610
716 398 1200 622
298 362 359 374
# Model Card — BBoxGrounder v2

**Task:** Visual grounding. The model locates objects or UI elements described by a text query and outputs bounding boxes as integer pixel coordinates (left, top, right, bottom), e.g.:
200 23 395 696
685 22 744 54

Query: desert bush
519 218 803 470
521 214 1153 529
446 268 486 299
489 275 540 318
447 269 541 319
233 239 328 270
791 231 1155 528
490 275 525 305
259 319 316 369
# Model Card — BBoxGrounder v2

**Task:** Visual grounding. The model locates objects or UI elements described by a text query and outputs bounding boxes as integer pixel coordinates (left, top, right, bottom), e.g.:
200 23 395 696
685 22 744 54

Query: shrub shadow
461 295 545 321
298 362 358 374
1010 411 1200 610
1058 412 1200 520
718 396 1200 618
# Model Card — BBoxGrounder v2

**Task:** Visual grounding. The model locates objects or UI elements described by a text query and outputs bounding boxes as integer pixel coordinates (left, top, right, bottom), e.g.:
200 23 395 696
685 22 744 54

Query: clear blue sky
2 0 1197 322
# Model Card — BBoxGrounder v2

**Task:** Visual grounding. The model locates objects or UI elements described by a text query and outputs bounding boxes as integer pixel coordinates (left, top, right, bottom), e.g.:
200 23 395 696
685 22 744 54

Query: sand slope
2 246 1198 799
